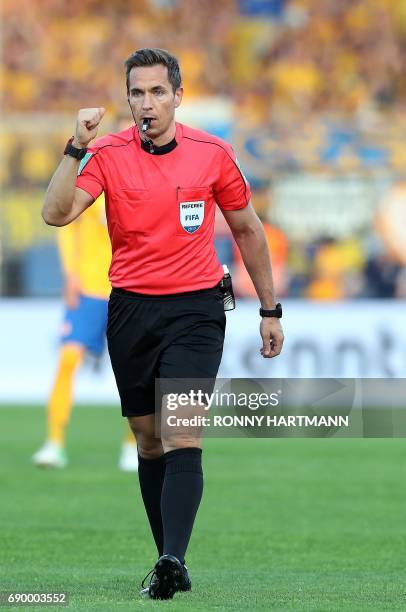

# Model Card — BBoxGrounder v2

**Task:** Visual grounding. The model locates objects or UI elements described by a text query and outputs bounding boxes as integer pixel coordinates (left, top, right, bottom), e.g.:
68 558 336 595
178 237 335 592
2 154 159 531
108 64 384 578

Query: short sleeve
75 149 104 201
214 144 251 211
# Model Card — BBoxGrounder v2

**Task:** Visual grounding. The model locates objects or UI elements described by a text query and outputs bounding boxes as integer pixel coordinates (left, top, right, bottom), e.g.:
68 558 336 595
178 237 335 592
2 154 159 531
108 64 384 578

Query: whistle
142 118 151 132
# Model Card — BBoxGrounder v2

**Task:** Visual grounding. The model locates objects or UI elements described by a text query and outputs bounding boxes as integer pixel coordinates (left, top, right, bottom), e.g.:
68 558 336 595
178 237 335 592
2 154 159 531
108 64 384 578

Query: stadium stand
1 0 406 298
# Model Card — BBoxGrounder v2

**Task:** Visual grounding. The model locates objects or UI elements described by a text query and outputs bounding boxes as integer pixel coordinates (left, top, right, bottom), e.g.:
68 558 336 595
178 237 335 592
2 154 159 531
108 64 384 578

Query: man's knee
127 415 163 459
127 413 155 435
161 435 202 453
137 434 163 459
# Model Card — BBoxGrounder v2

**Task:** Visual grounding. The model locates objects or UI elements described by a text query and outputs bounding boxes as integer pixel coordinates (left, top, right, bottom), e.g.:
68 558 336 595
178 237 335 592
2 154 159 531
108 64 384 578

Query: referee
42 48 284 600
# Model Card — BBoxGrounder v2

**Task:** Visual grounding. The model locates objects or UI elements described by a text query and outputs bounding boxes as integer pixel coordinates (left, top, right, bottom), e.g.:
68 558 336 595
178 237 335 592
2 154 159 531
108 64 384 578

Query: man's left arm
222 202 284 358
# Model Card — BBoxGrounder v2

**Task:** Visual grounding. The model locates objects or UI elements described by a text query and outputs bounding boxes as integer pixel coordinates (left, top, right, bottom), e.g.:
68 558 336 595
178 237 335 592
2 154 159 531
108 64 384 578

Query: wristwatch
64 137 88 160
259 303 282 318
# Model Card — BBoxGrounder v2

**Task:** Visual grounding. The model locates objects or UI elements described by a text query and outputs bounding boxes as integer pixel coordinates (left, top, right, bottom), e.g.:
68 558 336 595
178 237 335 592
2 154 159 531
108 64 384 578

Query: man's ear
174 87 183 108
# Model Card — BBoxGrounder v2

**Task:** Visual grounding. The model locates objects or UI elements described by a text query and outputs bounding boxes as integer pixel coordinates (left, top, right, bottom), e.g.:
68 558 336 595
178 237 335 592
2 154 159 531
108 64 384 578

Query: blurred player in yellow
32 194 138 471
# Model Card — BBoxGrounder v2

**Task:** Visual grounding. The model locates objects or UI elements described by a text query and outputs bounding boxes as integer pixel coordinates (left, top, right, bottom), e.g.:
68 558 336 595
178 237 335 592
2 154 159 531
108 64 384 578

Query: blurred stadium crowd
1 0 406 299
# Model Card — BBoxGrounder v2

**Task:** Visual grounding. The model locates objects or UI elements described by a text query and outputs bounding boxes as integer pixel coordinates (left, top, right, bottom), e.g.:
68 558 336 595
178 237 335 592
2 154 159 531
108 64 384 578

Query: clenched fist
73 107 105 148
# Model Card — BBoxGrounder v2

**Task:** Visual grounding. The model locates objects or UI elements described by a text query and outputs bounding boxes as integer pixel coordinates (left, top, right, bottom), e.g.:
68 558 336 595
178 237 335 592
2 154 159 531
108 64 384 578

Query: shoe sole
151 557 183 600
140 573 191 597
180 579 191 592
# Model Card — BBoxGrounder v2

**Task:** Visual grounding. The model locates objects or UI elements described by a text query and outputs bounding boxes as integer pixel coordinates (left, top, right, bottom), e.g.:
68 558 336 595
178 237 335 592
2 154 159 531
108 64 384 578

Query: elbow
232 222 262 242
41 209 56 226
41 197 71 226
41 209 67 227
41 213 55 226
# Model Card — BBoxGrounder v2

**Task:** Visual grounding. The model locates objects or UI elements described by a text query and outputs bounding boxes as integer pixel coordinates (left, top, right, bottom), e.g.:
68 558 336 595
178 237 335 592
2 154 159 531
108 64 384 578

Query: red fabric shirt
76 122 251 294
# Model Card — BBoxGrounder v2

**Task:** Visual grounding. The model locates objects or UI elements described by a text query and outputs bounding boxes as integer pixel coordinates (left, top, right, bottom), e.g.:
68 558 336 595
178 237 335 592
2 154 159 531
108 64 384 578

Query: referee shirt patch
77 152 93 176
180 200 205 234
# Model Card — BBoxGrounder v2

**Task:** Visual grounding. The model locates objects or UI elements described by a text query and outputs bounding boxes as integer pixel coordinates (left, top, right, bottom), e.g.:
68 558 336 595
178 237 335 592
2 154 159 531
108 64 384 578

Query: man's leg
48 343 84 444
159 408 204 565
32 343 84 468
150 289 225 597
128 414 164 556
106 288 223 598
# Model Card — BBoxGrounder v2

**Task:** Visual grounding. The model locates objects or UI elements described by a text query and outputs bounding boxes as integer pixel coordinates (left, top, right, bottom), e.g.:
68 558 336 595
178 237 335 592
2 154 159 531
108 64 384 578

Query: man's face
128 64 183 141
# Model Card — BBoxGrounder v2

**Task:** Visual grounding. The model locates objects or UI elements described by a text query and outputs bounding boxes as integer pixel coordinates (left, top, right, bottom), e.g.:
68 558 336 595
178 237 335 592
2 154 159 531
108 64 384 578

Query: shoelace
141 568 157 589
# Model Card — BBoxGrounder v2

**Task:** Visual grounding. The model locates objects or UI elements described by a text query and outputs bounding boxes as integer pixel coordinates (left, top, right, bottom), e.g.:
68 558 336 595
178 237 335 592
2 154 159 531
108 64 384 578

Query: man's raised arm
42 107 105 226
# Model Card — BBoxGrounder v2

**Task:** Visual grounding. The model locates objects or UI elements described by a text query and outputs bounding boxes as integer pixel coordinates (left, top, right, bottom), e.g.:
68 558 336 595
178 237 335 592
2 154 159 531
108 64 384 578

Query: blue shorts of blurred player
32 292 138 472
61 294 108 356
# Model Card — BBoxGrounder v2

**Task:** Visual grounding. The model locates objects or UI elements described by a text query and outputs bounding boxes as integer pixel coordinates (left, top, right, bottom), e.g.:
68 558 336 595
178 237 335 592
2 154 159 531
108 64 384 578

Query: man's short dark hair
125 48 182 94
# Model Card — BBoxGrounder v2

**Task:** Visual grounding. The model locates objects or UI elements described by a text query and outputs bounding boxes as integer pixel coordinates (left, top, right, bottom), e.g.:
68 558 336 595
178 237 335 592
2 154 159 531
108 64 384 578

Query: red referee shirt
76 122 251 294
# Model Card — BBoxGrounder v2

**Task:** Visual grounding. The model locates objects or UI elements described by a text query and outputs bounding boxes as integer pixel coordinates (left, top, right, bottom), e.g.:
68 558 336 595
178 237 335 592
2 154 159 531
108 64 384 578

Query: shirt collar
138 122 182 156
141 136 177 155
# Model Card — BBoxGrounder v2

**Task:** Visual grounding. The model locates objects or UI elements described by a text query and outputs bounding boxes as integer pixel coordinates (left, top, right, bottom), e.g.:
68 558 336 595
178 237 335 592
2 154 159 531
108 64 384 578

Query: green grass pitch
0 406 405 611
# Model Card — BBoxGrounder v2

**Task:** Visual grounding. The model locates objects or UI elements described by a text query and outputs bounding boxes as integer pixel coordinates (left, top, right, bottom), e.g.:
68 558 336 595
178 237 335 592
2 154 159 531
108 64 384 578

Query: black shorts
107 285 226 417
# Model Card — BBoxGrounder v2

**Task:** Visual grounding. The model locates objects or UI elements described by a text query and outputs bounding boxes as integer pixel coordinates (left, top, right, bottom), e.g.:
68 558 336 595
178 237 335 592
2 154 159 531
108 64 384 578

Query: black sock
138 454 165 557
161 447 203 564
